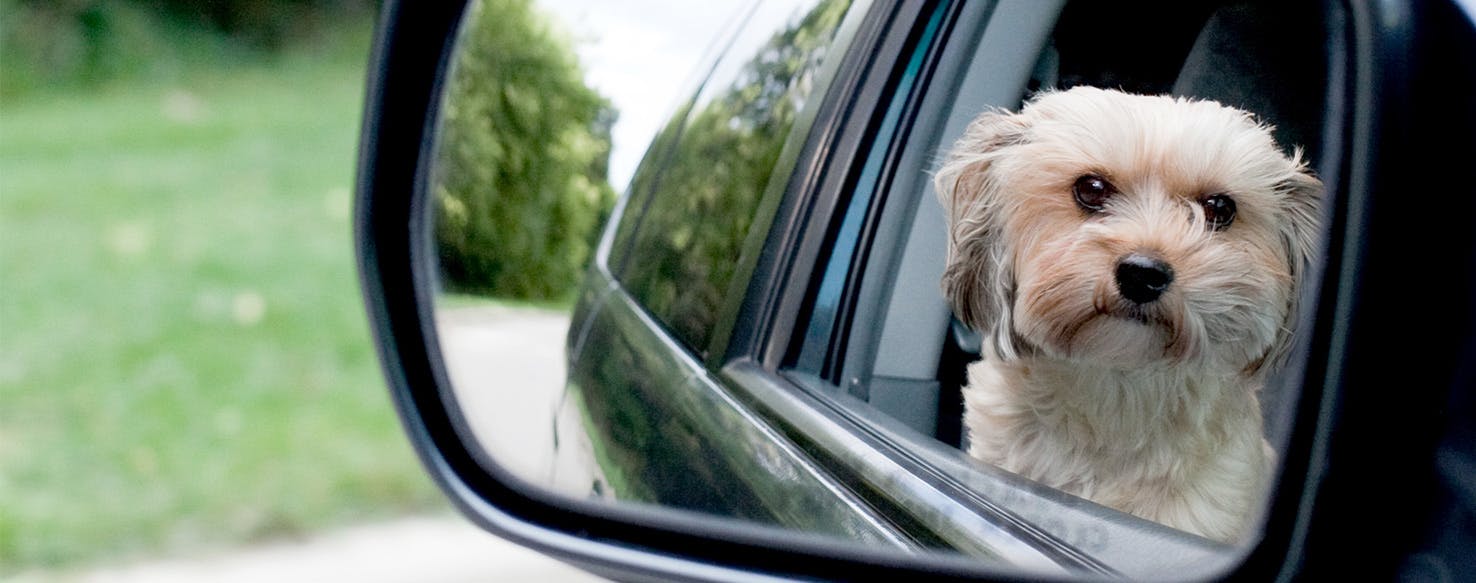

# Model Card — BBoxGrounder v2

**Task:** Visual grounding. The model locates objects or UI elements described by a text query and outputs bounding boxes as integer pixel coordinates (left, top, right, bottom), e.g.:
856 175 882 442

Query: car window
797 0 1329 451
609 0 852 358
775 0 1332 574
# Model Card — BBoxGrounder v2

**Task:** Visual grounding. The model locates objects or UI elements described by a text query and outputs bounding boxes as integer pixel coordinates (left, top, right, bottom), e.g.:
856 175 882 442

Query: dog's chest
961 358 1270 541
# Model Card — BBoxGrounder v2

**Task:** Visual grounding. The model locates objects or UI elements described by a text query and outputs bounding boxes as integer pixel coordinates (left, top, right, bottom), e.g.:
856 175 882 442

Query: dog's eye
1202 193 1237 230
1072 175 1115 212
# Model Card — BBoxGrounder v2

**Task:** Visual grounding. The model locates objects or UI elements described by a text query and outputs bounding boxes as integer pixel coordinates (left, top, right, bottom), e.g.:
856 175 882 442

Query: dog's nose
1116 254 1174 304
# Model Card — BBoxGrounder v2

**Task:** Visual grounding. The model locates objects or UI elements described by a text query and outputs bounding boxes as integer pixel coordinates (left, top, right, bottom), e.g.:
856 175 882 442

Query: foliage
431 0 615 300
141 0 377 47
0 0 374 98
3 0 165 95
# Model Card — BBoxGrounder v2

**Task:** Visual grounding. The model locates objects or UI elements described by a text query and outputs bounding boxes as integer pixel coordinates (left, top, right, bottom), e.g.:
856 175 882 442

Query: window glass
613 0 852 356
606 105 689 273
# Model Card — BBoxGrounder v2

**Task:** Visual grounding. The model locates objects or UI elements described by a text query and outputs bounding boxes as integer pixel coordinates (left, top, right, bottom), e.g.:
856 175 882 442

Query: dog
933 87 1322 542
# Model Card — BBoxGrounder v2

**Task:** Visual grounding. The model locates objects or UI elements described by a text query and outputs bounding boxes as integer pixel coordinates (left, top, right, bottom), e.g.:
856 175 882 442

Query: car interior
829 0 1330 457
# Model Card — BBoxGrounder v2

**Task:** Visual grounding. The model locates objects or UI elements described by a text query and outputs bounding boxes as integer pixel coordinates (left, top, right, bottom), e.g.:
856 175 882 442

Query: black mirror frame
354 0 1476 580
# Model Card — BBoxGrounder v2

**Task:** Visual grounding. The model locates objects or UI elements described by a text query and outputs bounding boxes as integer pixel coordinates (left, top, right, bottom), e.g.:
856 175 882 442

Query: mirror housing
355 0 1476 580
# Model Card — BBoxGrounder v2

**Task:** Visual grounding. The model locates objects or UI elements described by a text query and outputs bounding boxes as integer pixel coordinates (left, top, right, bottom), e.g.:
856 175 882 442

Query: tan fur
935 87 1321 542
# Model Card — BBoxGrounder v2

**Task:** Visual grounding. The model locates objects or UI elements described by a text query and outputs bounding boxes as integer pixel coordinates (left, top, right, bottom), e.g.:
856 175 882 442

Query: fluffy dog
934 87 1321 542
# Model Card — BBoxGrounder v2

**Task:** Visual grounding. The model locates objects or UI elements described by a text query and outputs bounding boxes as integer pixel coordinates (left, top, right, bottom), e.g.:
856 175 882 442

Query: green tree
431 0 615 300
0 0 377 96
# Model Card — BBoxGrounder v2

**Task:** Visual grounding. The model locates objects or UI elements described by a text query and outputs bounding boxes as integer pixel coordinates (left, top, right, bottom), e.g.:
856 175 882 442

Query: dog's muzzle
1115 253 1174 304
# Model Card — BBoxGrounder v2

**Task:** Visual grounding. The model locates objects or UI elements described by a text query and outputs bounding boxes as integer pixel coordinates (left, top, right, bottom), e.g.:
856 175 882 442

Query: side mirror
356 0 1476 580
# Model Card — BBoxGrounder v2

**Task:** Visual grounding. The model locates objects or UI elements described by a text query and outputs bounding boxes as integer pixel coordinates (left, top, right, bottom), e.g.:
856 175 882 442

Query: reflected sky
538 0 748 189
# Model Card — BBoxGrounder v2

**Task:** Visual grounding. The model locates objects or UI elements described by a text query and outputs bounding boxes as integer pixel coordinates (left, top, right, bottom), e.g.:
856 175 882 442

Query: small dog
934 87 1321 542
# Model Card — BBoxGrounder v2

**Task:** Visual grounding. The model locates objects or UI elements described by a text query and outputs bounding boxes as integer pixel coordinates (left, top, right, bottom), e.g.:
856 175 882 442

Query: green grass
0 36 449 572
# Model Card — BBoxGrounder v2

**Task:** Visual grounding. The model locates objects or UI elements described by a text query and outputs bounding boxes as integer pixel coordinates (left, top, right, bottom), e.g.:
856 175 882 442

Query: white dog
934 87 1321 542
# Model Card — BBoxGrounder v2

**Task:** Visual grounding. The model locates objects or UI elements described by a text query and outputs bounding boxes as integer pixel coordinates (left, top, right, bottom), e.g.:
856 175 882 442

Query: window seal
792 1 950 385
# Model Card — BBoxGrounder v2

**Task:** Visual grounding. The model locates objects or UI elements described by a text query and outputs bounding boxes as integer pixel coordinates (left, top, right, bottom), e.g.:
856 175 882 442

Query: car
355 0 1476 580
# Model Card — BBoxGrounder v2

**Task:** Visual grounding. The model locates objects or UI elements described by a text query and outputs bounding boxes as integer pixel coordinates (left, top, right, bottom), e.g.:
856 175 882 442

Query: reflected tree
433 0 616 300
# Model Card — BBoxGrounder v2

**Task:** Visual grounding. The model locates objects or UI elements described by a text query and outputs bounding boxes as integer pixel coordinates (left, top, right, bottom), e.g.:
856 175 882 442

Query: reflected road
434 305 603 496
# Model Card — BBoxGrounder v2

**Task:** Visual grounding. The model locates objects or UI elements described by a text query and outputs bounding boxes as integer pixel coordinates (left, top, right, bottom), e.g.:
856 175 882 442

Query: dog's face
936 87 1322 374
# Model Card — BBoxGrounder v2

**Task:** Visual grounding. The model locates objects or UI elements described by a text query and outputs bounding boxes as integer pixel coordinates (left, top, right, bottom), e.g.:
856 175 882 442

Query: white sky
536 0 748 190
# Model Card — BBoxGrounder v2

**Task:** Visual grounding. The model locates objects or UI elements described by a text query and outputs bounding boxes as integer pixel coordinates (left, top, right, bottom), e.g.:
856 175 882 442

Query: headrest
1172 3 1329 159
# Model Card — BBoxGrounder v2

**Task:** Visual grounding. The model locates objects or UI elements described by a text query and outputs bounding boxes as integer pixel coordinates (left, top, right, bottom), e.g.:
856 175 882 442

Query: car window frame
712 0 1334 577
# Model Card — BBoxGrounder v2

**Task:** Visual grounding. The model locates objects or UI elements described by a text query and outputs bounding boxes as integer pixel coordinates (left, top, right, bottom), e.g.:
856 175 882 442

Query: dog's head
936 87 1322 374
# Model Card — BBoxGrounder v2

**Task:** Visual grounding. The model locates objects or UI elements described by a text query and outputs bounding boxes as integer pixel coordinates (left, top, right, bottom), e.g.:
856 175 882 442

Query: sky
537 0 748 190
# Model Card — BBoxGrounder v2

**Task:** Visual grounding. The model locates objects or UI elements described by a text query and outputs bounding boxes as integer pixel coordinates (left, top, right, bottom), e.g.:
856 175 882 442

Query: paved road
434 305 606 497
17 515 603 583
435 306 570 482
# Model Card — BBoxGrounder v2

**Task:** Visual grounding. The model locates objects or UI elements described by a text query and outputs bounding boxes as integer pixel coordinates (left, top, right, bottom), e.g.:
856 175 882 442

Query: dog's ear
933 109 1031 358
1254 158 1323 375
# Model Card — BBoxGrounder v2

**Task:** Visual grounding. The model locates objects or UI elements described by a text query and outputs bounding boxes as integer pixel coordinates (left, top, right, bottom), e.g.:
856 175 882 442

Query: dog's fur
934 87 1321 542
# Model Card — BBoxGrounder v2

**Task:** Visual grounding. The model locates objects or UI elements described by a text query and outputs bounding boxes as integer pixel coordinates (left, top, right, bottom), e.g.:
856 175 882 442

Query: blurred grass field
0 26 448 572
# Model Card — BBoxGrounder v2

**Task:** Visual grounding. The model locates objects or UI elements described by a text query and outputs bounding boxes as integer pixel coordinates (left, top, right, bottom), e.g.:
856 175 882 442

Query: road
433 304 606 497
17 516 601 583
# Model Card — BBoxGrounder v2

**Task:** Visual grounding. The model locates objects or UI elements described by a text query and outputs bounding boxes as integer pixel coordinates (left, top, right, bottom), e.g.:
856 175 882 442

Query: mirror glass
425 0 783 498
422 0 1334 577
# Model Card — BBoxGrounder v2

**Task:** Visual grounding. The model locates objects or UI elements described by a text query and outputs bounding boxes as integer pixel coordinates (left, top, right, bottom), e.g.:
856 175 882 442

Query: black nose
1116 254 1174 304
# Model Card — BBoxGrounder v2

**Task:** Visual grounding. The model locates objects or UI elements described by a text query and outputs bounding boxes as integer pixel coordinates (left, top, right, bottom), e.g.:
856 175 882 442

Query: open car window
767 0 1336 575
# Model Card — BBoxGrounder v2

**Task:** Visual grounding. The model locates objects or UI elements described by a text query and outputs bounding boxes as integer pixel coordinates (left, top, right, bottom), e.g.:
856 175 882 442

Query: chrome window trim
590 284 919 545
724 361 1232 578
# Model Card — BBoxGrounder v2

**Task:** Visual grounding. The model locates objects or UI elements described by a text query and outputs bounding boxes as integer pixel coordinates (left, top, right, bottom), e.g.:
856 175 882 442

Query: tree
431 0 616 300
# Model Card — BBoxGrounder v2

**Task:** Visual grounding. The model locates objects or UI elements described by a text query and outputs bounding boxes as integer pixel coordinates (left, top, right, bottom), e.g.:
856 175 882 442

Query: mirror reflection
427 0 618 496
424 0 1332 577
